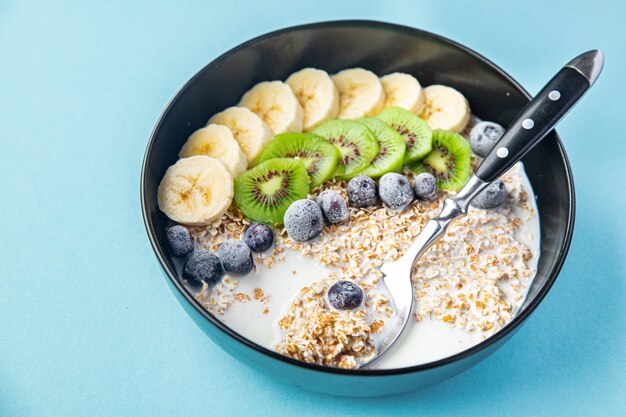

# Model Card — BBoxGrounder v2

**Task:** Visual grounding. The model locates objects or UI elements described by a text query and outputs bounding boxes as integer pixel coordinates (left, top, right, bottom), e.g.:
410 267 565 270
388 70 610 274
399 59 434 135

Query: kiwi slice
257 133 340 190
411 129 471 191
377 106 432 164
312 119 379 180
234 158 310 225
357 117 406 179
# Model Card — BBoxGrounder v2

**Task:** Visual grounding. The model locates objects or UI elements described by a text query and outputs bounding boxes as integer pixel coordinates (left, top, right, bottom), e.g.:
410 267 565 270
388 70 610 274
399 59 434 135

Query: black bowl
141 20 574 396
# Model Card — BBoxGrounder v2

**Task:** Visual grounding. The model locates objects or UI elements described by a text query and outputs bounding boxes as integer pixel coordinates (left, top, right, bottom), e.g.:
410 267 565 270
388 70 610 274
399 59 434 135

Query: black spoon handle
475 50 604 183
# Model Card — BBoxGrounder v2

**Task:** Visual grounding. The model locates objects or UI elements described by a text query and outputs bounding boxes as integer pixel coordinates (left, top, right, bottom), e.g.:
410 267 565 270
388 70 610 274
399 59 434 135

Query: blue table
1 1 624 415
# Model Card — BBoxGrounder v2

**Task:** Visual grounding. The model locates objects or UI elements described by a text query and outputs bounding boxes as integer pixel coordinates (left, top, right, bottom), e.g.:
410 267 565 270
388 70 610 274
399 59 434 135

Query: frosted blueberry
183 250 224 288
166 225 194 257
346 175 377 208
316 190 349 224
378 173 414 211
218 240 254 276
328 280 364 310
413 173 438 201
284 199 324 242
469 121 505 157
471 179 507 209
244 223 274 253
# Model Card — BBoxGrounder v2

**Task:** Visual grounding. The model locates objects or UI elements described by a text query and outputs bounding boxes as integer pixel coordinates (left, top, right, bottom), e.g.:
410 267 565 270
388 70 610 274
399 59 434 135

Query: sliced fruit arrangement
380 72 425 114
420 85 470 132
377 106 432 164
332 68 385 119
257 132 340 189
207 106 273 167
411 129 471 191
179 124 247 177
357 117 405 179
239 81 304 134
312 119 379 180
158 155 234 226
286 68 339 131
234 158 310 225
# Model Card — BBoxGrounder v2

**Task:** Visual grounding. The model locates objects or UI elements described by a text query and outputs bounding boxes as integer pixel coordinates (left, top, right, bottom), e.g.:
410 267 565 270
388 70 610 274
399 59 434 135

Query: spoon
361 49 604 368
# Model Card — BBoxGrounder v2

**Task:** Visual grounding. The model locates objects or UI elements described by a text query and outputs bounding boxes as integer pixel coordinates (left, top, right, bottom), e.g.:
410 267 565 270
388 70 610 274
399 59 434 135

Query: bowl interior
142 21 574 373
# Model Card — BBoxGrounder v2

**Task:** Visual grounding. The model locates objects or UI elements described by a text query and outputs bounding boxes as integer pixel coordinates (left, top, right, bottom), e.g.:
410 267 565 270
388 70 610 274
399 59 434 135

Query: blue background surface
1 1 625 415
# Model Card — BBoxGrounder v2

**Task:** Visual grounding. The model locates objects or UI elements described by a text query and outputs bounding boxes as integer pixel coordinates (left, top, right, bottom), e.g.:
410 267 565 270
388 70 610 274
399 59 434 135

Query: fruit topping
411 129 471 191
332 68 385 119
313 119 379 180
377 106 432 164
166 225 194 257
419 85 470 132
239 81 304 134
243 223 274 253
469 121 505 157
346 175 378 208
378 173 415 211
284 199 324 242
286 68 339 131
357 117 406 178
218 239 254 276
158 155 234 226
471 179 507 209
328 280 364 310
380 72 425 114
257 133 339 189
179 124 247 177
413 173 438 201
234 158 310 225
183 250 224 288
316 190 349 224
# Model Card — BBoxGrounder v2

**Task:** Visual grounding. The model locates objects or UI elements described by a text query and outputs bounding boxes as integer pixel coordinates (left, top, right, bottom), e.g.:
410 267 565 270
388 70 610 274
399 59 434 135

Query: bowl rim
140 19 576 376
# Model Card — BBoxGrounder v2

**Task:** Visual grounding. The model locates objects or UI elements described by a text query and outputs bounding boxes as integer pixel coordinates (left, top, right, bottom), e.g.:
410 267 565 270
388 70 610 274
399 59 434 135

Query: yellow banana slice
380 72 425 114
179 124 247 177
208 106 273 167
332 68 385 119
157 155 234 226
239 81 304 134
286 68 339 131
420 85 470 132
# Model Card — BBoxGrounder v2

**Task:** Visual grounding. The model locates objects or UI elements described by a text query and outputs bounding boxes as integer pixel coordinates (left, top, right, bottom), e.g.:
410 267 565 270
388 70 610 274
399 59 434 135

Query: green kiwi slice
411 129 471 191
256 133 340 190
357 117 406 179
377 106 432 164
312 119 379 180
234 158 310 225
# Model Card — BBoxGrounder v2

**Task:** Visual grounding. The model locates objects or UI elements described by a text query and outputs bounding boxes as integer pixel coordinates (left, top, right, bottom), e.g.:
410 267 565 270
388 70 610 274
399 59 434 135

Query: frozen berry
471 179 507 209
469 121 505 157
316 190 349 224
347 175 377 208
378 173 414 211
328 280 364 310
413 173 438 201
183 250 224 288
284 199 324 242
244 223 274 253
218 240 254 276
166 225 194 257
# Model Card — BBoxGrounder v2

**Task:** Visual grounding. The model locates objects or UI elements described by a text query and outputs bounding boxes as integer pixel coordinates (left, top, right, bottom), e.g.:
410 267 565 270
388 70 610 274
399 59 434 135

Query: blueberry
284 199 324 242
469 121 505 157
378 173 414 211
183 250 224 288
166 225 194 257
413 173 438 201
328 280 364 310
471 179 507 209
346 175 377 208
316 190 349 224
218 240 254 276
244 223 274 253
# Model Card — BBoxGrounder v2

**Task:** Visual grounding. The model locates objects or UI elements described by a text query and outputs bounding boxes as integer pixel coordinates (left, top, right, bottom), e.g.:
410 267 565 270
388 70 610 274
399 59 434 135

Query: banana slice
239 81 304 134
420 85 470 132
380 72 425 114
158 155 234 226
286 68 339 131
179 124 247 177
208 106 273 167
332 68 385 120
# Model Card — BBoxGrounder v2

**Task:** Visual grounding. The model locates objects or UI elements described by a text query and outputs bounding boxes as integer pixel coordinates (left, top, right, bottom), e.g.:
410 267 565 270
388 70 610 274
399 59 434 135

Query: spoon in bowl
361 49 604 368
